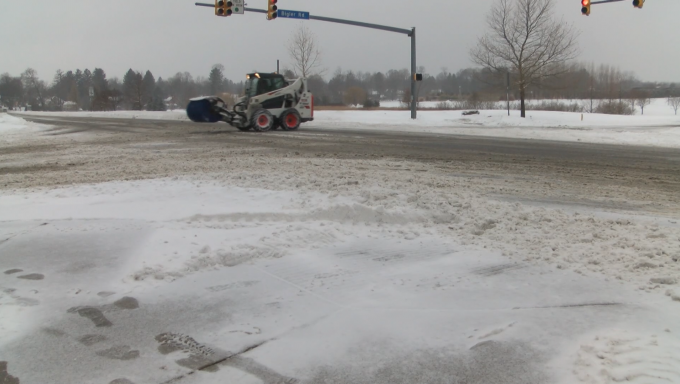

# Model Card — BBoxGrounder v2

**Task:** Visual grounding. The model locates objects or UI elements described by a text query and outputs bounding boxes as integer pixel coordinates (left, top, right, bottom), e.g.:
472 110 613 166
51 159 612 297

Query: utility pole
582 0 644 16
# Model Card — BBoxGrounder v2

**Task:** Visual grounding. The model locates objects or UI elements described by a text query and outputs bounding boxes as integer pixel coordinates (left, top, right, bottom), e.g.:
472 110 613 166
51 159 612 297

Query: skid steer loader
186 72 313 132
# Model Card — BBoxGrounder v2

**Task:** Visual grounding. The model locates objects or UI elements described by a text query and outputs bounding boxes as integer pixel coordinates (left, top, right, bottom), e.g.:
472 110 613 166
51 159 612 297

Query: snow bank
188 161 680 291
0 113 29 132
0 114 49 145
2 162 677 292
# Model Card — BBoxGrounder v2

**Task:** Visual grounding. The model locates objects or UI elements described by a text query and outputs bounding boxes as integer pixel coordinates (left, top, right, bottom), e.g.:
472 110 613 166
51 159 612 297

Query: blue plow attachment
186 97 221 123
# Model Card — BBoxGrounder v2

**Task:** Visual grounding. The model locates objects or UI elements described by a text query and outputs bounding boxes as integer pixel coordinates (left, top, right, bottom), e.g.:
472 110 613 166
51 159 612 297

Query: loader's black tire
237 126 251 131
251 109 274 132
280 109 301 131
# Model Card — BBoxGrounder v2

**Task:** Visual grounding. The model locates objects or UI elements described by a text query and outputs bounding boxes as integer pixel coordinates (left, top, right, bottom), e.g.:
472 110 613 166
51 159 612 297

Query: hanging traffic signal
581 0 591 16
267 0 278 20
632 0 644 8
215 0 233 16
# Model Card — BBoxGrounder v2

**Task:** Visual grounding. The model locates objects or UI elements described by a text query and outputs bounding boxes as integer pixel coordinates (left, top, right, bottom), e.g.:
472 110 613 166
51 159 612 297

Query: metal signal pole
195 3 418 119
410 28 416 119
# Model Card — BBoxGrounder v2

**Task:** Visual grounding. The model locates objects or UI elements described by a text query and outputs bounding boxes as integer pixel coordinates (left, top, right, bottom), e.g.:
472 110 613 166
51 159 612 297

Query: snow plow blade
186 97 222 123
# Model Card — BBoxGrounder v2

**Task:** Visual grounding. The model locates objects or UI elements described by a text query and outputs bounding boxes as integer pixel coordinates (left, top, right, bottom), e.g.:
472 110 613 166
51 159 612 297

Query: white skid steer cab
186 72 313 132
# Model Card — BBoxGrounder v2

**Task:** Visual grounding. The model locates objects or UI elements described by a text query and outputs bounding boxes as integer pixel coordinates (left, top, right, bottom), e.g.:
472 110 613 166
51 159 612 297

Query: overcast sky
1 0 678 83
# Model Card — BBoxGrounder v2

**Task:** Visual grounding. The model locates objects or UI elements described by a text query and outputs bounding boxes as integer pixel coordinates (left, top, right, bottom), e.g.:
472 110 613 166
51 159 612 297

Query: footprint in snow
17 273 45 280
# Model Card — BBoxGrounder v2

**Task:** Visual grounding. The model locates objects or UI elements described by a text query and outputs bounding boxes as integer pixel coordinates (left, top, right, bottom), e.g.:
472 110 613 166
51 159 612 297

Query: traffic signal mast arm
581 0 645 16
194 2 417 118
198 3 413 34
585 0 646 5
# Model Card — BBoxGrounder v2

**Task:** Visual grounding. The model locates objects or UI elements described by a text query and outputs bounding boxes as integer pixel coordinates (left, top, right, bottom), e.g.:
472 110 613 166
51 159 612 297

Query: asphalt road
17 114 680 164
11 114 680 216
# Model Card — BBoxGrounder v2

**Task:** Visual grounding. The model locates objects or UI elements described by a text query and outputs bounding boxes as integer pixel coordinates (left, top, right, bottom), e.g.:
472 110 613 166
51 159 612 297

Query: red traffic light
267 0 278 19
581 0 591 15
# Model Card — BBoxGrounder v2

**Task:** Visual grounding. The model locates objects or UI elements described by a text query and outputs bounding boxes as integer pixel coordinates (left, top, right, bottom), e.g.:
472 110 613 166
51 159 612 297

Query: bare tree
21 68 47 110
636 97 650 115
470 0 579 117
632 90 651 115
287 24 323 78
668 96 680 115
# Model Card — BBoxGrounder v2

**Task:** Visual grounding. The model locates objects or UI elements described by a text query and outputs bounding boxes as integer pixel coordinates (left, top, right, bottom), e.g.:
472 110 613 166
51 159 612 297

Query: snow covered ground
15 97 680 148
314 109 680 148
0 113 33 133
2 177 679 384
1 113 680 383
381 97 680 116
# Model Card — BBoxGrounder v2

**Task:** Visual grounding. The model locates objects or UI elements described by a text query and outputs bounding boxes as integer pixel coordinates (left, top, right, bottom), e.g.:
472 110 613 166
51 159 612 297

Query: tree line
0 65 242 112
1 63 678 113
289 63 677 111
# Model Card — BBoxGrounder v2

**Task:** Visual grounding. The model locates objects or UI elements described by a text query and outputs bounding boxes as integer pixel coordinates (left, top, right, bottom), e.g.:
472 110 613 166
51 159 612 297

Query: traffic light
267 0 278 20
632 0 644 8
581 0 591 16
215 0 233 17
